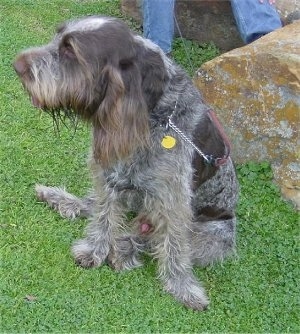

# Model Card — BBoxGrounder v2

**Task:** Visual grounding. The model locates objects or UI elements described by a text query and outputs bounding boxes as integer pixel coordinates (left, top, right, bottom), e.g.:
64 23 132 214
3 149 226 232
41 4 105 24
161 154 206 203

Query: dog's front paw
165 278 209 311
71 239 108 268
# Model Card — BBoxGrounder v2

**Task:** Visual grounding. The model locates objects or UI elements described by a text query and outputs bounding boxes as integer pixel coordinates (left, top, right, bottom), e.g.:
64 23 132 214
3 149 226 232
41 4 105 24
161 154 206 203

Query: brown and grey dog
14 16 238 310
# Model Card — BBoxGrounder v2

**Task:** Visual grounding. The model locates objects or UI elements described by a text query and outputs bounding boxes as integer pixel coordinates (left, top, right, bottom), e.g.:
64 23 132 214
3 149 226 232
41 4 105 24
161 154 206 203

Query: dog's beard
41 107 80 134
26 84 83 133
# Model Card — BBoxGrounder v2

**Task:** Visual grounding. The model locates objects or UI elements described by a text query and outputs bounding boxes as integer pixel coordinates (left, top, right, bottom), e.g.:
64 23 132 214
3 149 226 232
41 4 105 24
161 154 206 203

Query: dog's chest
103 142 183 192
104 157 151 192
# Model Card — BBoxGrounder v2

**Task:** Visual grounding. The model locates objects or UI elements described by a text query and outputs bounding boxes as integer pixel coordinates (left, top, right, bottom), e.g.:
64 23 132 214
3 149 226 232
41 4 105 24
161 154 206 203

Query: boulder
174 0 242 51
121 0 142 22
276 0 300 24
194 21 300 208
121 0 299 51
121 0 242 51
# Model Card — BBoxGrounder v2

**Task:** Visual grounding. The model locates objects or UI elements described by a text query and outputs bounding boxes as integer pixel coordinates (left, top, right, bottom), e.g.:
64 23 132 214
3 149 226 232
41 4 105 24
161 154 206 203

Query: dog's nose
13 56 28 76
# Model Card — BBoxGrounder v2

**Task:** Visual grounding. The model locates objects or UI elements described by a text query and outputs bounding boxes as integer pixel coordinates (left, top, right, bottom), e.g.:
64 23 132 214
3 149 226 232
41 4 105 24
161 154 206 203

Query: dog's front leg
71 186 122 269
147 196 209 311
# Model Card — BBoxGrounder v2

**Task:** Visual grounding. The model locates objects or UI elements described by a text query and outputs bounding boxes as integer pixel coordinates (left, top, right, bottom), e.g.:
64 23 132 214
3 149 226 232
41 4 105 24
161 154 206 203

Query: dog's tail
35 184 95 219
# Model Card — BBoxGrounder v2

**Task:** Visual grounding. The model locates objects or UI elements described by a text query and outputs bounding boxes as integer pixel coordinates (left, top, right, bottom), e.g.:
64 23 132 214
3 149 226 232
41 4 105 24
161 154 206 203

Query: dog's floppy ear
92 60 150 167
139 48 169 110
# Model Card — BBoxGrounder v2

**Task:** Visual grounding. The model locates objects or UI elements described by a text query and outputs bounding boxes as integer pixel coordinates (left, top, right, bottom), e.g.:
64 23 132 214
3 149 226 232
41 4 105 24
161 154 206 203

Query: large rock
121 0 299 51
194 21 300 208
174 0 242 51
121 0 242 50
276 0 300 24
121 0 142 22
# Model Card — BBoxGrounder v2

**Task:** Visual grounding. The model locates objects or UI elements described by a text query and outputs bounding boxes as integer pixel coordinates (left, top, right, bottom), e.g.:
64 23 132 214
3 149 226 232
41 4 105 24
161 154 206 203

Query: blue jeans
142 0 175 54
231 0 282 44
142 0 282 53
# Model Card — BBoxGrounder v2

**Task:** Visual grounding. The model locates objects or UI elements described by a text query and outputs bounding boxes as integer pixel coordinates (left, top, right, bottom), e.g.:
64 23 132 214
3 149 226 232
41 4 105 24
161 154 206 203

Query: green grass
1 1 299 332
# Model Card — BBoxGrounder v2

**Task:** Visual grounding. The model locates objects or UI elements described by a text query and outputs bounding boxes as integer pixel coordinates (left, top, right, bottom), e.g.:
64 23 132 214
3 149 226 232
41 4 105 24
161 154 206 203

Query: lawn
0 1 299 333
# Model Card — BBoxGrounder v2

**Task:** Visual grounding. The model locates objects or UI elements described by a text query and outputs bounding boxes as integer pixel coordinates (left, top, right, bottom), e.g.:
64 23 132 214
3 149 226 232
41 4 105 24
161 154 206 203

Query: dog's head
13 16 169 167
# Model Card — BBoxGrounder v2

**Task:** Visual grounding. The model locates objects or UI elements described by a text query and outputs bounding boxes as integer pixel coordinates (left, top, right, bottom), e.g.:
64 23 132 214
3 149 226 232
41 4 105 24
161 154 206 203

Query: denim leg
231 0 282 44
143 0 175 53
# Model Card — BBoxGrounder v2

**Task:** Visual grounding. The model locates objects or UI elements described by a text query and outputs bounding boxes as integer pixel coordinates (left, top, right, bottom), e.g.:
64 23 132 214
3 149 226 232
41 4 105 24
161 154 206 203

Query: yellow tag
161 135 176 149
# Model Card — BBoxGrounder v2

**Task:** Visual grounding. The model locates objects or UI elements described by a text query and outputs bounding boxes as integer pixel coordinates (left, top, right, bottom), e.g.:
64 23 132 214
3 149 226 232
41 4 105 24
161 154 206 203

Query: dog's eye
119 59 133 71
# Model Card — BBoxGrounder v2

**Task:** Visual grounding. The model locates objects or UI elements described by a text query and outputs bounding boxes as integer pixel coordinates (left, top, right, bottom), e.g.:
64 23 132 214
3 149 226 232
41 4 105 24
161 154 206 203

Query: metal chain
166 101 214 165
167 117 212 165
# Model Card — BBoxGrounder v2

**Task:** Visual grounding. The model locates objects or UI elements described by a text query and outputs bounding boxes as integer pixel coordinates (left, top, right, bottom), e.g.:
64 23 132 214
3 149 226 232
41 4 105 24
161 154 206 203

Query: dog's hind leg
35 184 95 219
191 159 238 266
191 211 237 266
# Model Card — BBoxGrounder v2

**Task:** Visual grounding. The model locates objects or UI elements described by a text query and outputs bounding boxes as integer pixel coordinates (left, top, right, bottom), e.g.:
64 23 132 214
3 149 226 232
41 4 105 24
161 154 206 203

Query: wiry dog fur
14 16 239 310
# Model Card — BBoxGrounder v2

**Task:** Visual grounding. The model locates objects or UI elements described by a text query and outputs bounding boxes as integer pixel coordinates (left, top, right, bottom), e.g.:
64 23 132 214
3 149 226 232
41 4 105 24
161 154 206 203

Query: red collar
207 109 231 167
